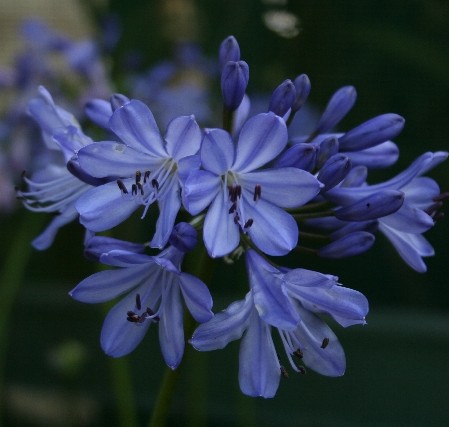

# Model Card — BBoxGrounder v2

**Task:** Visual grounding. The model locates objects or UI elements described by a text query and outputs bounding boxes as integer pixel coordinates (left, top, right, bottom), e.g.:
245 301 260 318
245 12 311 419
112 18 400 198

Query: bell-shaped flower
182 112 322 257
75 99 202 248
190 249 368 397
70 223 213 369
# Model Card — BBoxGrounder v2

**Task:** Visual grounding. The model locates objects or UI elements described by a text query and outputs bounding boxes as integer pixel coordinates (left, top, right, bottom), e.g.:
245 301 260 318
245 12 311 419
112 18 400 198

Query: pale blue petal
76 181 138 231
178 273 213 323
165 115 202 160
100 289 151 357
109 99 167 156
159 281 185 369
150 179 182 249
283 269 336 289
233 112 288 173
245 198 298 256
201 128 234 174
182 170 221 215
246 250 299 329
402 177 439 208
380 203 434 233
379 223 434 273
203 191 240 257
177 155 201 185
239 168 322 208
292 303 346 376
77 141 163 178
69 264 149 303
345 141 399 169
239 311 280 398
190 295 253 351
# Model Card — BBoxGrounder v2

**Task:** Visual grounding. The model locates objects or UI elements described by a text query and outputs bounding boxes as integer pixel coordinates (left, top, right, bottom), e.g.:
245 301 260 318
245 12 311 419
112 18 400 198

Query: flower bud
345 141 399 169
221 60 249 111
318 231 375 258
273 143 317 171
269 79 296 117
315 136 339 168
292 74 311 112
339 114 405 151
169 222 198 252
334 189 404 221
315 86 357 134
219 36 240 70
330 221 378 240
317 154 352 192
110 93 130 111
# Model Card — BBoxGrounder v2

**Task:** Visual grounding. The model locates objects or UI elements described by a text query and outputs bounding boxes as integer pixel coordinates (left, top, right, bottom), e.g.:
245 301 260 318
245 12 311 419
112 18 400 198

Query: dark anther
233 214 240 225
146 307 160 322
298 365 307 375
135 294 142 311
126 310 142 323
144 170 151 183
229 185 242 203
425 192 449 220
243 218 253 229
132 184 138 195
321 337 329 349
151 179 159 190
117 179 128 194
253 184 262 201
137 183 144 195
135 170 142 185
280 366 289 379
293 349 303 359
229 203 237 214
236 185 242 198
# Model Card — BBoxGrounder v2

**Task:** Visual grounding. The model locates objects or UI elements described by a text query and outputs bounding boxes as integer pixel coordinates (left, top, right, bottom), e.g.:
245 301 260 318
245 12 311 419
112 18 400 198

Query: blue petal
290 303 346 376
245 198 298 256
239 168 322 208
182 170 221 215
76 181 138 231
233 113 288 173
246 250 299 329
201 129 234 174
164 115 202 160
203 190 240 257
190 294 253 351
69 263 149 303
109 99 167 157
380 203 434 234
159 281 185 369
77 141 164 178
238 311 280 398
100 289 151 357
345 141 399 169
402 177 439 208
179 273 213 323
84 98 112 129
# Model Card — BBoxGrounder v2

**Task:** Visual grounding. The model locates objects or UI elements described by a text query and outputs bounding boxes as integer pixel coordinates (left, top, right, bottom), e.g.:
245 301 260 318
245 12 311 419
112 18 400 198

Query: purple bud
110 93 130 111
84 236 145 262
273 143 317 171
339 165 368 187
292 74 311 112
315 86 357 134
85 99 112 129
339 114 405 151
330 221 378 240
221 60 249 111
169 222 198 252
219 36 241 70
315 136 339 168
317 154 352 192
269 79 296 117
318 231 375 258
345 141 399 169
334 189 404 221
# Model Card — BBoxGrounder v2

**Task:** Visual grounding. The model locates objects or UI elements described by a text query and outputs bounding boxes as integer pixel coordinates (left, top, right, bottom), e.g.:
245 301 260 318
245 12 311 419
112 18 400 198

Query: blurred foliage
1 0 449 425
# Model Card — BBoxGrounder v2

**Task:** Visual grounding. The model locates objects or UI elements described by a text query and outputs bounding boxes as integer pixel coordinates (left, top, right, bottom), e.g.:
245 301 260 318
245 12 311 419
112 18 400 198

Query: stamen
135 170 142 185
229 202 237 214
293 348 303 359
151 179 159 190
244 218 253 229
132 184 138 195
253 184 262 201
298 365 307 375
143 170 151 183
321 337 329 349
117 179 128 194
135 293 142 311
280 366 289 379
425 192 449 220
146 307 160 322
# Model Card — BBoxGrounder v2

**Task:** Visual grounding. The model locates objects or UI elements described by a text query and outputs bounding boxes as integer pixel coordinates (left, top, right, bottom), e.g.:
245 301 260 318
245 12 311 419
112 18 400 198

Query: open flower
75 99 202 248
182 112 322 257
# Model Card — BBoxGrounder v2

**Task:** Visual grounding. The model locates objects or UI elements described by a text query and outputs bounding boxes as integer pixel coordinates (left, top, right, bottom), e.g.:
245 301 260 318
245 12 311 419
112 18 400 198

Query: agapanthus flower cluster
18 35 447 397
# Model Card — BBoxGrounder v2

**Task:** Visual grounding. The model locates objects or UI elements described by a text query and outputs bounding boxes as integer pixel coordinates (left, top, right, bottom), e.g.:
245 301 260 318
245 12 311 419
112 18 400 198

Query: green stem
0 213 44 425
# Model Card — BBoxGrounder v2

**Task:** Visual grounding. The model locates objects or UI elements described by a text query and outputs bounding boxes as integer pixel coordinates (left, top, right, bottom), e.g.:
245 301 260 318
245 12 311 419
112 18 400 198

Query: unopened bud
317 154 352 192
221 60 249 111
318 231 375 258
219 36 240 70
269 79 296 117
292 74 311 112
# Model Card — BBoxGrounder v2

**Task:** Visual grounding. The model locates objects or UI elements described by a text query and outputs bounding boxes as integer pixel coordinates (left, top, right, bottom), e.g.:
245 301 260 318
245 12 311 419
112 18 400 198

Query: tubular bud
221 60 249 111
269 79 296 117
318 231 375 258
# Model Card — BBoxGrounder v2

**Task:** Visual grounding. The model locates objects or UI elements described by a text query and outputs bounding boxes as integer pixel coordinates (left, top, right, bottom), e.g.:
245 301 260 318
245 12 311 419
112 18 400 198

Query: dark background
1 0 449 425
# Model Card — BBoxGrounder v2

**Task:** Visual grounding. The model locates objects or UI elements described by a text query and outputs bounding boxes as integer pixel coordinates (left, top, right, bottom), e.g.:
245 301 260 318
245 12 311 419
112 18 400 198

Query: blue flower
75 99 202 248
326 151 448 271
182 112 322 257
190 249 368 397
70 224 213 369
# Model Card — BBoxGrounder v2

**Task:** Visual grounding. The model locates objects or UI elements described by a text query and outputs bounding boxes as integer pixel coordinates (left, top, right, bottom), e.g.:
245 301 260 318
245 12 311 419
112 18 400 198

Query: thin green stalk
0 213 44 425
